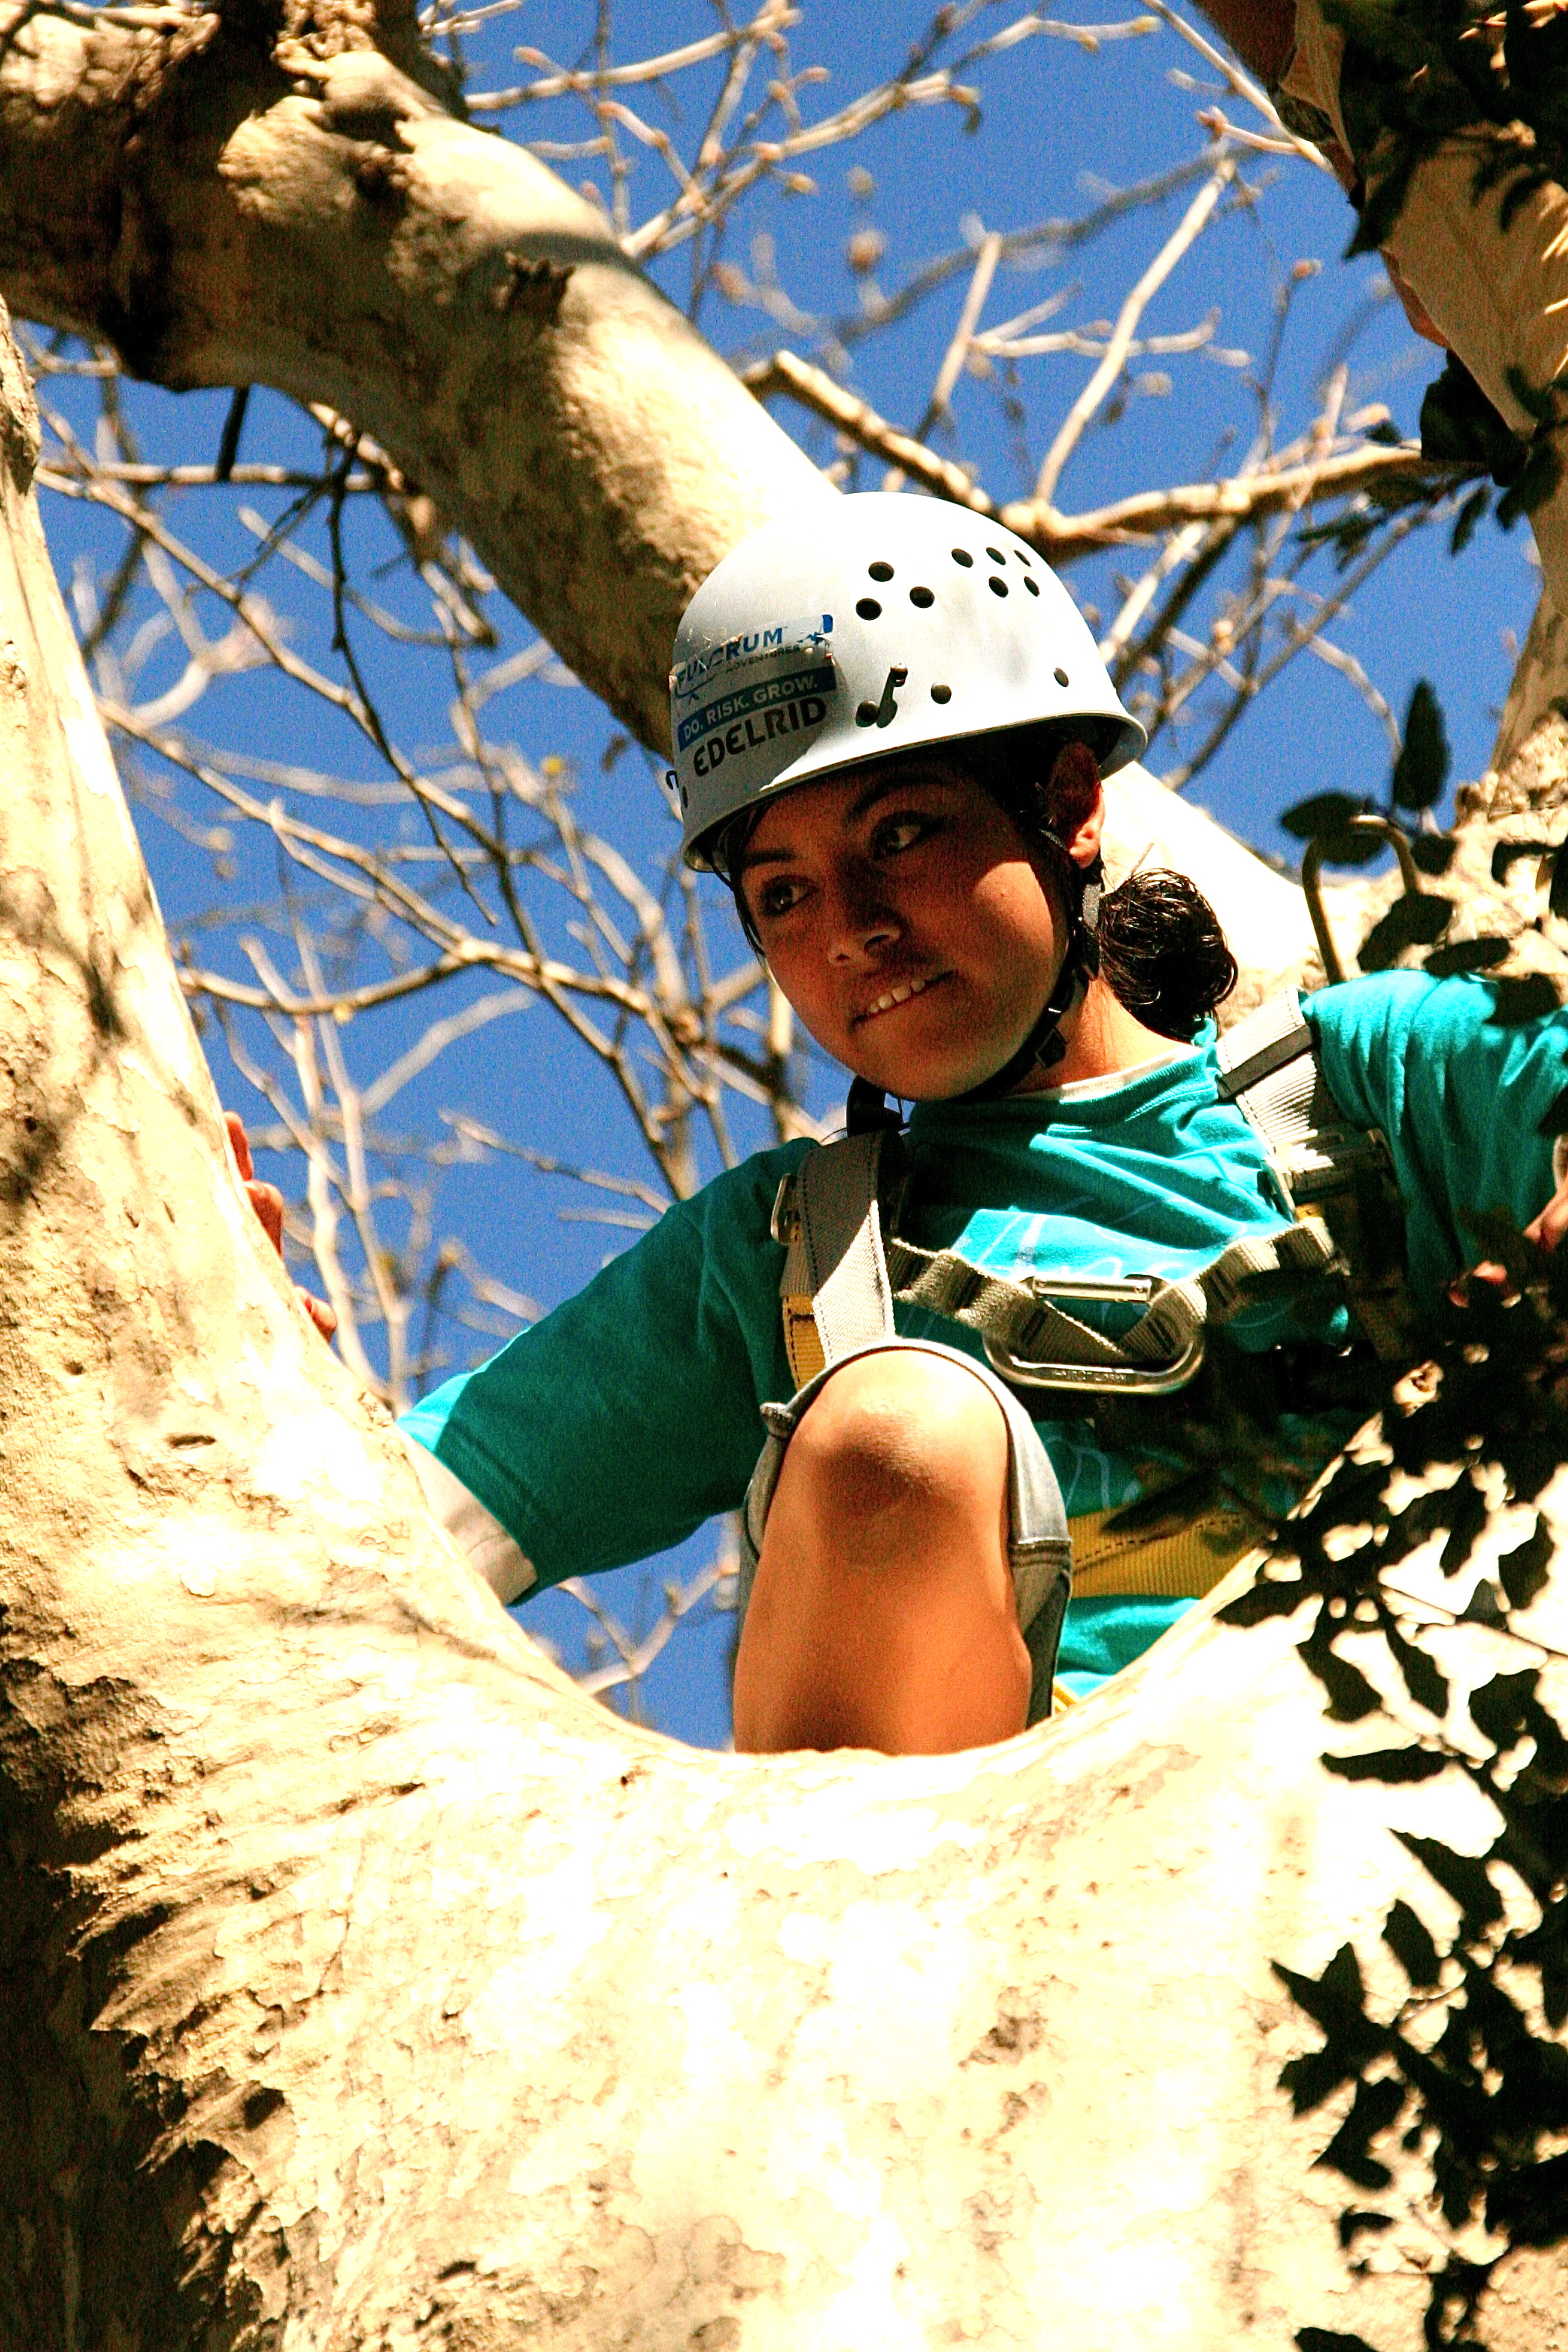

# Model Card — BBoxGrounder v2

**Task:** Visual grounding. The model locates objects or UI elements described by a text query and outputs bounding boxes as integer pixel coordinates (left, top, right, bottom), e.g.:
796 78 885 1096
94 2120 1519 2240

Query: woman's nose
826 863 901 960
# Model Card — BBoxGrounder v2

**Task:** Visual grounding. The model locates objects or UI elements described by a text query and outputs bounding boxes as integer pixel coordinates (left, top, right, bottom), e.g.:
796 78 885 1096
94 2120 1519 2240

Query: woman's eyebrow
736 838 794 874
740 773 949 871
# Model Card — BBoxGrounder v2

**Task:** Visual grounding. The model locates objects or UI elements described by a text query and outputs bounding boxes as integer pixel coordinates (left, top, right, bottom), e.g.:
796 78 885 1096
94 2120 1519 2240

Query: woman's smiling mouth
853 970 950 1026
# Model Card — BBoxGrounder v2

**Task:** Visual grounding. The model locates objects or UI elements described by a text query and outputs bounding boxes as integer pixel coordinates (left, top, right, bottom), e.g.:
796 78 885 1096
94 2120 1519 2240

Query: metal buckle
770 1174 800 1247
981 1272 1208 1395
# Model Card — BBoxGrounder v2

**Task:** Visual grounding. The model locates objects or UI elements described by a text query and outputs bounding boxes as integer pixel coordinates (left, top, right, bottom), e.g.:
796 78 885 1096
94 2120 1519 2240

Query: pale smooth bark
2 297 1567 2350
0 0 830 751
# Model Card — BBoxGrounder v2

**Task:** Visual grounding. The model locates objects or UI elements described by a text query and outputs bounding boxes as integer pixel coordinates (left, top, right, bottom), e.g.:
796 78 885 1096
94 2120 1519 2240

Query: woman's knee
777 1350 1010 1536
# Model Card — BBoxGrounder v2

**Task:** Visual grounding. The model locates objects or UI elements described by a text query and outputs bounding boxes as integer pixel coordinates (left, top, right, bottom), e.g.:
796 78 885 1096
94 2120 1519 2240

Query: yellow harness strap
1067 1499 1258 1600
782 1293 827 1387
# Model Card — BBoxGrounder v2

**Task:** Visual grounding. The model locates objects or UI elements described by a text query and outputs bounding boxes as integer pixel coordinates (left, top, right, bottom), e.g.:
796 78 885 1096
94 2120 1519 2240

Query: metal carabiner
980 1273 1208 1395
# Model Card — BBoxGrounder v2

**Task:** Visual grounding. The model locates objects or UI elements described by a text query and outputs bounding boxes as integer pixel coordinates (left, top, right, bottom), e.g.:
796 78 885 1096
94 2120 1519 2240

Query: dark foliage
1326 1 1568 262
1220 1213 1568 2346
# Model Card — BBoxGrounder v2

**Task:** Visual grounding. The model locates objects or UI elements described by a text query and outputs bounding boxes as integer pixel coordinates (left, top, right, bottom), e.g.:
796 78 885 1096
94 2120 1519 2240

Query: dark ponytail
1095 866 1238 1041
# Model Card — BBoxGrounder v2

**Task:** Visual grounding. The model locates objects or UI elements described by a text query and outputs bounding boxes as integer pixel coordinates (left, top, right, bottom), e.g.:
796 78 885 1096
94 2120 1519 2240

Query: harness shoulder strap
773 1131 897 1386
1214 988 1420 1362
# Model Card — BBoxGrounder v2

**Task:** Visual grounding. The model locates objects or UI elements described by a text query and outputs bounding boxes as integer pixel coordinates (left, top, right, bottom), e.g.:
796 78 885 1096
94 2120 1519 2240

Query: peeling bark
1 292 1566 2348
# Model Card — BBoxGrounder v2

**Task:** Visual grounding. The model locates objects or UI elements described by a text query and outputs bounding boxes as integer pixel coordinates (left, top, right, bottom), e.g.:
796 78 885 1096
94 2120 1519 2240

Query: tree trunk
1 294 1565 2349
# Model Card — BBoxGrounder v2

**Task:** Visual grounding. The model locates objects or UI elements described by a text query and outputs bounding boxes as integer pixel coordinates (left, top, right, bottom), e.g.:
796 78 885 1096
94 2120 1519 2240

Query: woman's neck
1013 974 1180 1094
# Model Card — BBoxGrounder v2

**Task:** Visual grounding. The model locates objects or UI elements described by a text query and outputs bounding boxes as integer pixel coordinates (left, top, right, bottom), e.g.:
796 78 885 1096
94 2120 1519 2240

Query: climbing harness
771 990 1421 1608
775 989 1417 1393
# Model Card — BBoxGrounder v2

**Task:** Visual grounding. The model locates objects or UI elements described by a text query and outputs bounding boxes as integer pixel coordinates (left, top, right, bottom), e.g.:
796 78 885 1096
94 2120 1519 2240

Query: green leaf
1486 974 1564 1024
1282 791 1371 841
1498 1519 1552 1611
1382 1897 1441 1988
1450 483 1490 556
1534 1087 1568 1140
1391 680 1450 812
1409 831 1456 876
1499 435 1566 530
1323 1746 1446 1784
1358 891 1452 972
1424 936 1511 979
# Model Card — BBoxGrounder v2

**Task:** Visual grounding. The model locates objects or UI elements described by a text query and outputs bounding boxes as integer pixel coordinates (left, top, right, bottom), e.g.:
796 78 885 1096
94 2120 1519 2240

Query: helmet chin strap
844 844 1103 1135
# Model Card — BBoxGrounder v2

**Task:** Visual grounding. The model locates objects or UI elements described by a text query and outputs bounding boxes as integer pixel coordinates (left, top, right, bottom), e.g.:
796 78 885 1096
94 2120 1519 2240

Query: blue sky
30 4 1541 1744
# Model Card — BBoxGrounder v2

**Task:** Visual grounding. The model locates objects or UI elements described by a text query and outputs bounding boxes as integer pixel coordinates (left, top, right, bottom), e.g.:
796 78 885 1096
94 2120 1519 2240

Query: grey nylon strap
1214 989 1390 1206
781 1129 897 1366
879 1218 1334 1393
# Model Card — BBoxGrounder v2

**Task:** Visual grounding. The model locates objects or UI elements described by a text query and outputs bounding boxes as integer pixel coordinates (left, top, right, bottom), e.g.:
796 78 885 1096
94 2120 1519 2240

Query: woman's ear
1048 740 1106 868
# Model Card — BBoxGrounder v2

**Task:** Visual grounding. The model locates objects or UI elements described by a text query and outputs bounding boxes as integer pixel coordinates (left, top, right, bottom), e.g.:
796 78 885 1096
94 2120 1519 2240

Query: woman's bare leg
733 1350 1031 1756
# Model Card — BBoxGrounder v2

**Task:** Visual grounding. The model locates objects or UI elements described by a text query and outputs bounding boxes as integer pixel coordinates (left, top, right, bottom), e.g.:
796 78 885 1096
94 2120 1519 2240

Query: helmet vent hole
930 683 953 705
1015 548 1032 566
988 576 1008 598
868 561 894 581
856 597 882 620
951 548 973 568
985 545 1006 563
909 586 934 609
1024 576 1041 597
1054 666 1070 687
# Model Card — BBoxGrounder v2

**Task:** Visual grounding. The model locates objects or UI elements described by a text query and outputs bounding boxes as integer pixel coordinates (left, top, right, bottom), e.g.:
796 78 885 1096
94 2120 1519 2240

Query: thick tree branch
0 0 831 752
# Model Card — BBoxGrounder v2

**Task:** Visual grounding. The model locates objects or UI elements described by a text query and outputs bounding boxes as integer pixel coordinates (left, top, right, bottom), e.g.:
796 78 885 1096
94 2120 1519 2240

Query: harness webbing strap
775 1109 1340 1398
777 987 1425 1394
775 1131 896 1387
1213 992 1316 1105
879 1218 1335 1392
1214 990 1420 1363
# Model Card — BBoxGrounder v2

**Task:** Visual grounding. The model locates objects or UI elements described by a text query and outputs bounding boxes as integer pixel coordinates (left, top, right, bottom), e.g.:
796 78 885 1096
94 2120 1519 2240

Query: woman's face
738 756 1087 1100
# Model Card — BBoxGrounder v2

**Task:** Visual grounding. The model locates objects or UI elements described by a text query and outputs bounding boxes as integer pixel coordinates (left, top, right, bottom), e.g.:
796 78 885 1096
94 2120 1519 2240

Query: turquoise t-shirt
400 974 1568 1696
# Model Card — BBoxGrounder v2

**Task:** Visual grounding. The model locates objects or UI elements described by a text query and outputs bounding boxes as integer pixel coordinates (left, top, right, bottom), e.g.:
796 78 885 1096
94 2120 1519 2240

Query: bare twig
745 347 1457 557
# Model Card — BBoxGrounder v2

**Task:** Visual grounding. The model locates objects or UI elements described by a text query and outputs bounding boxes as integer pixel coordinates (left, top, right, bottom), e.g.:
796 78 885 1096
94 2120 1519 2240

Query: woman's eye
756 876 806 920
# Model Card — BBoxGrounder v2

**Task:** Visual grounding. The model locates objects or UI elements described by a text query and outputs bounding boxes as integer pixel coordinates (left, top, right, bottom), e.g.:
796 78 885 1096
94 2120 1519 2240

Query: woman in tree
369 494 1568 1757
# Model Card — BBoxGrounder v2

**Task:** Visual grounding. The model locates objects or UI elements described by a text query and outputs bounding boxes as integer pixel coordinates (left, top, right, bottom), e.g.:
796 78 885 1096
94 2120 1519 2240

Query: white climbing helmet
667 492 1144 869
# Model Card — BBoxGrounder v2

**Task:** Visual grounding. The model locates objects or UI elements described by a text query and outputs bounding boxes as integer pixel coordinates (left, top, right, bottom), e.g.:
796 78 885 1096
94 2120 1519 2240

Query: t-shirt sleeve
397 1141 807 1590
1304 971 1568 1302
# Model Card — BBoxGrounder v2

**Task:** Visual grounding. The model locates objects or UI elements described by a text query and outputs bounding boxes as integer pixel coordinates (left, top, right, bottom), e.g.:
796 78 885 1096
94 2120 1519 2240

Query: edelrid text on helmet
667 493 1144 869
